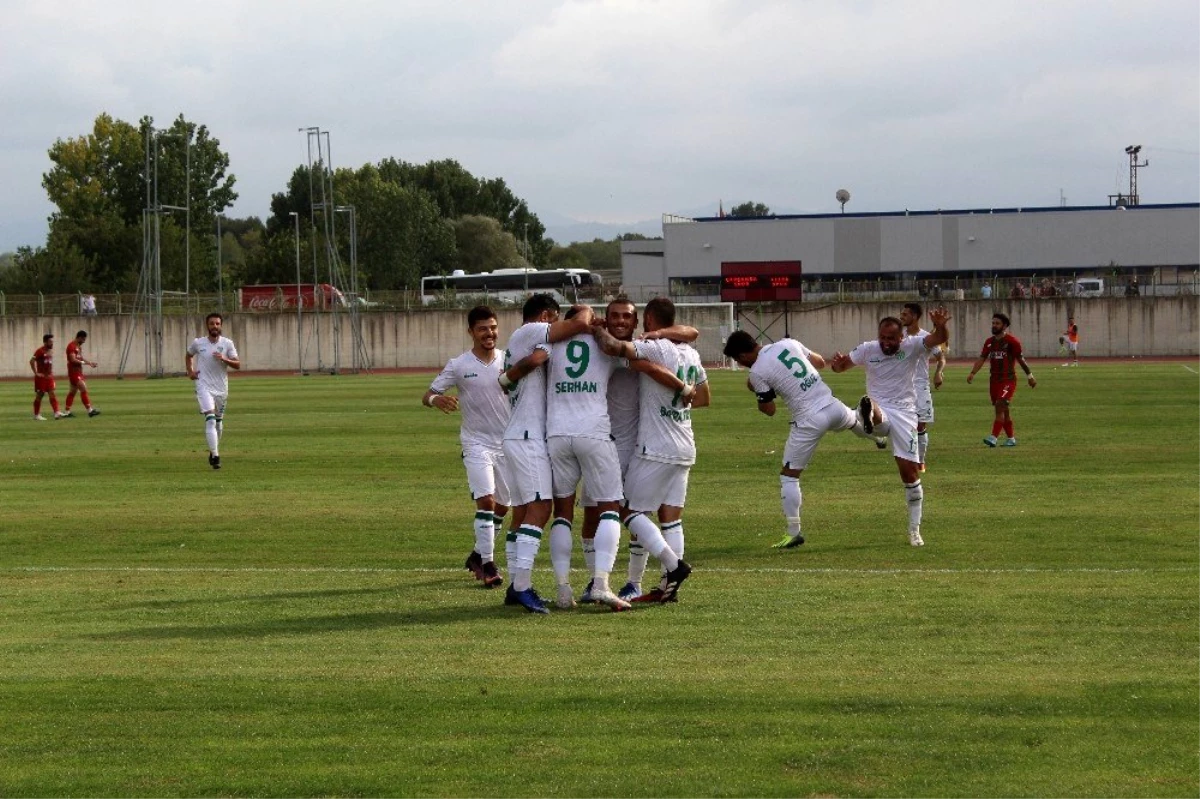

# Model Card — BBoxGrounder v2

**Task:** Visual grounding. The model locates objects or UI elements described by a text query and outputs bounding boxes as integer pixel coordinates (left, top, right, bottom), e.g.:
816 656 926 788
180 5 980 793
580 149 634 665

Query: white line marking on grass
1183 365 1198 374
4 565 1194 576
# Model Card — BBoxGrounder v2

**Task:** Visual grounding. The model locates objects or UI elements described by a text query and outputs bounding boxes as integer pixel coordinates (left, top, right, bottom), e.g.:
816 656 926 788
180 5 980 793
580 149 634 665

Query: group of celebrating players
426 295 1038 613
424 295 707 614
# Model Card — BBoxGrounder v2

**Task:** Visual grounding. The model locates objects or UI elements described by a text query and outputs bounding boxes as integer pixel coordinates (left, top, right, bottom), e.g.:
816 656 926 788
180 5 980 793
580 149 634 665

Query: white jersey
545 332 617 440
187 335 238 395
501 321 551 441
607 365 640 456
905 327 933 386
849 335 929 413
631 339 707 465
429 349 509 451
748 339 839 422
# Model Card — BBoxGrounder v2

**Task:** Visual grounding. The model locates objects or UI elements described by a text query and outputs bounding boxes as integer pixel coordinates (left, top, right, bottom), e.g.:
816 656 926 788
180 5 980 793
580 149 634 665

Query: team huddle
426 297 1040 613
425 295 707 613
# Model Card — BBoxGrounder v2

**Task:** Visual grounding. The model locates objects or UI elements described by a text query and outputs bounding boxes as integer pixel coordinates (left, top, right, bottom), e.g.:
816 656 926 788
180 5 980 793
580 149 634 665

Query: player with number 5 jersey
723 332 875 549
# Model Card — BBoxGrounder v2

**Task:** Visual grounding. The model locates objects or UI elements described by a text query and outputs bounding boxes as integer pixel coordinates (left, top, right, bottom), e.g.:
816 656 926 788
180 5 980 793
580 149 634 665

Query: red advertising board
239 284 342 311
720 261 803 302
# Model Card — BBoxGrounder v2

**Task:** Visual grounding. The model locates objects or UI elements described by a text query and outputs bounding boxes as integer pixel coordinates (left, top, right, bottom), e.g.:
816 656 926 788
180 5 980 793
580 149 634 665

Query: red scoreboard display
720 261 803 302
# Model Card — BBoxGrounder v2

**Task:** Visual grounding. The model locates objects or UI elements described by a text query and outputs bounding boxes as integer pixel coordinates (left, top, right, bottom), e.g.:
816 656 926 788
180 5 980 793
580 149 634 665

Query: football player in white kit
185 312 241 470
577 299 699 604
722 330 875 549
542 304 695 611
495 294 595 614
594 298 709 603
899 302 946 473
423 305 511 590
830 307 950 547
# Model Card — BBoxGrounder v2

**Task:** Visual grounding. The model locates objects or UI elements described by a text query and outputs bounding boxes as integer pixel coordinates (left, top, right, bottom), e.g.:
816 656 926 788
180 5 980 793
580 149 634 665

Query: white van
1069 278 1106 298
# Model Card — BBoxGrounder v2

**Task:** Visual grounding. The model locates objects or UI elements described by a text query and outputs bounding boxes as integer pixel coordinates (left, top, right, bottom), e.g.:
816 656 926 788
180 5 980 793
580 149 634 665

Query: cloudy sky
2 0 1197 252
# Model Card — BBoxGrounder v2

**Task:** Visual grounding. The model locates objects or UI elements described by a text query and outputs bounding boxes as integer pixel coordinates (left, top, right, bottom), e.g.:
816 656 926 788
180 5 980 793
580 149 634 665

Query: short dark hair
42 333 54 343
722 330 757 358
206 312 223 324
644 297 676 327
522 293 560 322
467 305 496 329
993 312 1011 328
902 302 923 318
606 296 636 314
879 316 903 334
75 330 88 339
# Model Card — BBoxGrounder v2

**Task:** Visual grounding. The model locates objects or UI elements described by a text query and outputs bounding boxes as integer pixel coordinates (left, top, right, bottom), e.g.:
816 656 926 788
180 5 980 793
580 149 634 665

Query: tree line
0 112 656 296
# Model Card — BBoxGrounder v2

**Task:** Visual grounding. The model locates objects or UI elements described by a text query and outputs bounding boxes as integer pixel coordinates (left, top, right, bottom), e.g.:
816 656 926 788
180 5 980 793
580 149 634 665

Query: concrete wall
2 297 1196 379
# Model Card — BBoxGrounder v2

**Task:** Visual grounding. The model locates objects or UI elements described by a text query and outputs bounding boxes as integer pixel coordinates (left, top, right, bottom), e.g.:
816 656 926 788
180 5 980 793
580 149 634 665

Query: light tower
1124 145 1148 206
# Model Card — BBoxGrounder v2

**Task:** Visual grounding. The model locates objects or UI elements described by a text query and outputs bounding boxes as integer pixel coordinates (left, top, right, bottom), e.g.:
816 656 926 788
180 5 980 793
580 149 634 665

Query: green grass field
1 362 1197 797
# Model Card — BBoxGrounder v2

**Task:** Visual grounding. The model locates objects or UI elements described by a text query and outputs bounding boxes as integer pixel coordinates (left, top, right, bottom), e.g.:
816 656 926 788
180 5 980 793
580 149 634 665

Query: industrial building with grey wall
621 204 1199 296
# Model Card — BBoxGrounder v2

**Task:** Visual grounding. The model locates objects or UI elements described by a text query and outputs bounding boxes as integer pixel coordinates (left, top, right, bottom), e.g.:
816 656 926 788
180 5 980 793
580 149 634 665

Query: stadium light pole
290 211 302 374
215 215 223 310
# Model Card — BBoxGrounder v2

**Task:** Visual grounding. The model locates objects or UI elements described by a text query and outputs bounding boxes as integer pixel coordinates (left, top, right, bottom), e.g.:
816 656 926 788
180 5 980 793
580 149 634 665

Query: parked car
1069 278 1106 297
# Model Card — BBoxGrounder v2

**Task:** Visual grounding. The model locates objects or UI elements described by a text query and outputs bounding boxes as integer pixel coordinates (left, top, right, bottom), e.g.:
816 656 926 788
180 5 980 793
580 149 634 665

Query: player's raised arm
591 321 635 360
829 351 855 373
806 351 828 370
498 349 548 391
625 353 697 406
547 305 594 343
923 306 951 350
640 324 699 343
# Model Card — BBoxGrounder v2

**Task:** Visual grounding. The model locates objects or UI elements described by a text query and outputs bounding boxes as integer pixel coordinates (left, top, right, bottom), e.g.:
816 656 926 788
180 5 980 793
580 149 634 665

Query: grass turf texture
0 363 1196 797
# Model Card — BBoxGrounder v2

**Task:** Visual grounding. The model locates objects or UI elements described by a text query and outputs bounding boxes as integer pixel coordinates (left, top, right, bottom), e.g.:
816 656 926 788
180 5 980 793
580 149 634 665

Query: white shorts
549 436 624 503
1067 341 1078 353
783 402 858 471
623 456 690 512
914 381 935 425
195 388 228 416
873 403 920 463
463 445 511 506
501 438 552 506
580 447 634 507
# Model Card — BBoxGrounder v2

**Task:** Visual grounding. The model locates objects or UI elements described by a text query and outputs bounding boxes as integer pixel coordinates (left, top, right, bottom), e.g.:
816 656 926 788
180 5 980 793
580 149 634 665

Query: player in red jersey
966 312 1036 447
29 333 64 421
63 330 100 418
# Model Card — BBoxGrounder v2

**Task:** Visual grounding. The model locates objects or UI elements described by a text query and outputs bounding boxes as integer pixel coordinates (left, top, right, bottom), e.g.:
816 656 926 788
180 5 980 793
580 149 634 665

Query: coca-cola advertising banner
238 284 342 311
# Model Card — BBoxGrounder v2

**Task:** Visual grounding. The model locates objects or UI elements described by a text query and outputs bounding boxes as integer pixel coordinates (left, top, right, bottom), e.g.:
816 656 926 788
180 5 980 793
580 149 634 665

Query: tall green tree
40 112 238 293
451 215 525 274
730 201 771 218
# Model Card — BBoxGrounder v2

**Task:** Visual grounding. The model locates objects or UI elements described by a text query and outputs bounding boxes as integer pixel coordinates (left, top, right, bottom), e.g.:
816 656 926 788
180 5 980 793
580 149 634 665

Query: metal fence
3 273 1195 316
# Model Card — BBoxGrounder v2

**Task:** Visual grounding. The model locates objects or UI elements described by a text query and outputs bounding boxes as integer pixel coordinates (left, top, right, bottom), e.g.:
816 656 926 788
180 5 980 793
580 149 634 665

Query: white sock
474 511 495 562
504 529 516 572
780 475 802 537
205 415 219 455
593 511 621 578
216 416 224 440
511 524 542 591
582 536 597 572
627 537 648 586
624 512 679 571
905 480 924 532
917 430 929 463
662 519 684 560
549 517 573 585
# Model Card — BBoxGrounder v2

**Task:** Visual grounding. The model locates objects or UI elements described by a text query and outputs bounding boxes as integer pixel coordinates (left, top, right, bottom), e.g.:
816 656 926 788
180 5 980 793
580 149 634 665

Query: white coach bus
420 268 601 307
